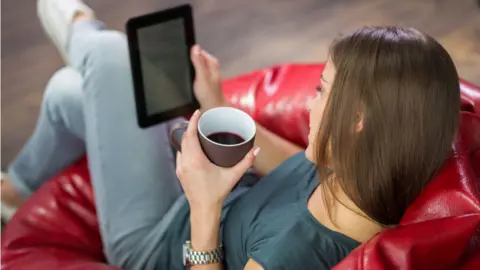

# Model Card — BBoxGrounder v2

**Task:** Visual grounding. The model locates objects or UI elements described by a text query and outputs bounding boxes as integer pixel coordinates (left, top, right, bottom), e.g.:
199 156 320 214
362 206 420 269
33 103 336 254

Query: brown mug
170 107 256 167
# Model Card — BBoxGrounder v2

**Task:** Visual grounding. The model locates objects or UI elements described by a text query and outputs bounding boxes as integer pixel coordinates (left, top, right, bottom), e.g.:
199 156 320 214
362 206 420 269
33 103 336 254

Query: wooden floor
1 0 479 169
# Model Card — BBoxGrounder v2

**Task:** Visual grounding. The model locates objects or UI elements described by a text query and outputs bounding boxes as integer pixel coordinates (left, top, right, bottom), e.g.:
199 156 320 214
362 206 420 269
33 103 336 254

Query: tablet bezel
126 4 199 128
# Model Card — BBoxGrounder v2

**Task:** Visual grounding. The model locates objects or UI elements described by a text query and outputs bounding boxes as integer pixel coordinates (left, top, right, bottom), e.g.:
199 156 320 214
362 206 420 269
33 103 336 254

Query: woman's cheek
305 129 316 162
306 108 325 163
305 143 314 162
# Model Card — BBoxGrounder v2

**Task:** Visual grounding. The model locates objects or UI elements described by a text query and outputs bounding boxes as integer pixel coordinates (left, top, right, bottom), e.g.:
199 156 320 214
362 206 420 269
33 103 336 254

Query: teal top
161 152 360 269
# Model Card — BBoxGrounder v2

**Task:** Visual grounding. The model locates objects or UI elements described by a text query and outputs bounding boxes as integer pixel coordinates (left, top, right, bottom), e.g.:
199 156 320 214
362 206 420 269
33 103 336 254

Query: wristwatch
183 241 224 267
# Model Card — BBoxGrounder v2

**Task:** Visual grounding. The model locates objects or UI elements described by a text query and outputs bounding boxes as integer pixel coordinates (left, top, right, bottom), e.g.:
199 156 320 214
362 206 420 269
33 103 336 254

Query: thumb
230 147 260 178
191 45 208 79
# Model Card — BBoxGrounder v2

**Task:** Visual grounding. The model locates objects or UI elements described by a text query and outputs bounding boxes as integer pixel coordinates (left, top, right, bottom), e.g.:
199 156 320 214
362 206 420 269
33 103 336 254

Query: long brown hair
316 26 460 226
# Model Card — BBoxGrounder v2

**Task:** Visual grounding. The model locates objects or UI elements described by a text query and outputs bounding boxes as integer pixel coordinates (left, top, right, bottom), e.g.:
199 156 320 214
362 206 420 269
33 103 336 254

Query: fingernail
193 109 200 116
253 147 261 157
193 46 200 55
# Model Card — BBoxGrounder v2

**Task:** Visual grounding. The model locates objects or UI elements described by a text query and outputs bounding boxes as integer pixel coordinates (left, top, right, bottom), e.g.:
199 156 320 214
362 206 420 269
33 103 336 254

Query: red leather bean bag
2 63 480 270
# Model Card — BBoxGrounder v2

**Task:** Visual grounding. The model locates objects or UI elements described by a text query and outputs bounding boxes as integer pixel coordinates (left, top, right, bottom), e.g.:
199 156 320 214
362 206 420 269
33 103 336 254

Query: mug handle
169 121 189 152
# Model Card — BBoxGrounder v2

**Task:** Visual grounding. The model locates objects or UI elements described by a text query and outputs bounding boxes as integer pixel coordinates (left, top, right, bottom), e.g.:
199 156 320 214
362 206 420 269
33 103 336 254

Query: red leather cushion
2 63 480 270
473 150 480 179
333 214 480 270
1 158 119 270
460 79 480 114
460 254 480 270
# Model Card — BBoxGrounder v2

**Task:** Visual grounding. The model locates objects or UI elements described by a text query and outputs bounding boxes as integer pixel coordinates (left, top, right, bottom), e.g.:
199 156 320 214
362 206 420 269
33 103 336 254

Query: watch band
183 241 224 267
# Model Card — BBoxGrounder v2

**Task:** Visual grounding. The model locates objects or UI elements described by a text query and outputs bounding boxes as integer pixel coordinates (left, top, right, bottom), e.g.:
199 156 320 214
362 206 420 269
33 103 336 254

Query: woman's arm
190 205 223 270
176 110 260 270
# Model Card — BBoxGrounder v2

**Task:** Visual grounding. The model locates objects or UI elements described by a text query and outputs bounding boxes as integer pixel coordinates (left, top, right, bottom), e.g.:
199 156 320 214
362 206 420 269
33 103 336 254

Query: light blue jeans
8 20 189 268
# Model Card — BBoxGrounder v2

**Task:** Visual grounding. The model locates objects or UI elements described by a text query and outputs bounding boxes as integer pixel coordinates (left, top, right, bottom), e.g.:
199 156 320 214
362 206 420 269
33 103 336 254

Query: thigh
68 23 184 253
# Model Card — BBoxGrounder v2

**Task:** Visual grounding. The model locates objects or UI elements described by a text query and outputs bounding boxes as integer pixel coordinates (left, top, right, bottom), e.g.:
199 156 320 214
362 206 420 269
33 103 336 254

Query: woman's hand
191 45 228 111
176 109 260 209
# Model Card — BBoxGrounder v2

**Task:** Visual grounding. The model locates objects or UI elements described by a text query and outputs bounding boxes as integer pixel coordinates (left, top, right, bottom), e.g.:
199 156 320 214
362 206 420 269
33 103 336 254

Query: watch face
183 242 192 267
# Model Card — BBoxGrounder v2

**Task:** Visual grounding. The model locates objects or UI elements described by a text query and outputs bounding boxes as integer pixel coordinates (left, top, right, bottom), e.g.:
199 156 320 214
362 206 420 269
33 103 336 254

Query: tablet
126 4 199 128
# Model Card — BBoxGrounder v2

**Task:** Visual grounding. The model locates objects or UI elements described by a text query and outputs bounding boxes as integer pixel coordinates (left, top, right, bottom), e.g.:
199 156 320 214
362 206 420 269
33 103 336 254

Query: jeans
7 20 188 268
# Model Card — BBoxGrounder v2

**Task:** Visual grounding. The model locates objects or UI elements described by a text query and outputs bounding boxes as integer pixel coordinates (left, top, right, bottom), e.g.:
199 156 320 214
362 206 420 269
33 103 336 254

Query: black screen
137 18 192 117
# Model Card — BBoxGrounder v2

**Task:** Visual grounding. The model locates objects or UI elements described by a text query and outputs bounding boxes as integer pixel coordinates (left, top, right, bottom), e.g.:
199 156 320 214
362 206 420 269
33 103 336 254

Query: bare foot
1 176 25 209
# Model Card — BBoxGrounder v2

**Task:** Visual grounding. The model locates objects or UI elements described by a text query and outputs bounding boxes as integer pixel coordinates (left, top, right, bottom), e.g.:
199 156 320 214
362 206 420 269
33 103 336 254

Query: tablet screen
127 4 198 128
137 19 192 117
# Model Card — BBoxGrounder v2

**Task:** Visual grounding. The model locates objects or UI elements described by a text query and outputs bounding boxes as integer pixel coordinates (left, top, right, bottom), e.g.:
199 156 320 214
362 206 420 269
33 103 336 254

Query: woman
1 0 460 269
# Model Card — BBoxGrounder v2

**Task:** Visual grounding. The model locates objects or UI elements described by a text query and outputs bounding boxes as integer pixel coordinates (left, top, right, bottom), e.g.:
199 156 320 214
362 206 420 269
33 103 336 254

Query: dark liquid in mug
207 132 245 145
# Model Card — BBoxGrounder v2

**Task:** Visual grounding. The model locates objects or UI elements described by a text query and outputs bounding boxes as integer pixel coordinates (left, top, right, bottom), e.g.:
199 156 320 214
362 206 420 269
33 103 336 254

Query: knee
85 31 129 69
43 68 83 119
88 31 127 51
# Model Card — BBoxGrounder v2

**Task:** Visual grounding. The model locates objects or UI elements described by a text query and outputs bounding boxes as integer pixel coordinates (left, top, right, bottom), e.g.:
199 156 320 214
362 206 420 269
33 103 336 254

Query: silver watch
182 241 224 267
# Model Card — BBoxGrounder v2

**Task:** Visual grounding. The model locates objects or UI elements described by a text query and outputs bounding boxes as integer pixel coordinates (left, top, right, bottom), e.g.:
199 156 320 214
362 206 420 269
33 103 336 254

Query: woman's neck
307 182 384 243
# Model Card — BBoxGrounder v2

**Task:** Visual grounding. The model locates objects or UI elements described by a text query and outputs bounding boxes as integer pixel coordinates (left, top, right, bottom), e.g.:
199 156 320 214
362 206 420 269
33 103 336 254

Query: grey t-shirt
160 152 360 269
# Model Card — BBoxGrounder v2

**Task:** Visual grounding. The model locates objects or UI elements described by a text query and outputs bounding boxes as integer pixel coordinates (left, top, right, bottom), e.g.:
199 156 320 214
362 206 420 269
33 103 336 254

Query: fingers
186 109 200 138
201 50 220 80
231 147 260 178
191 45 208 80
191 45 220 81
176 150 182 165
190 45 201 62
181 110 203 156
175 151 183 177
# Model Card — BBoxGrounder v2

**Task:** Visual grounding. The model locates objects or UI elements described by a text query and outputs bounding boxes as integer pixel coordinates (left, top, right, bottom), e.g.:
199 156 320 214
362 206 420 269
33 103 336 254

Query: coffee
207 132 245 145
170 107 256 167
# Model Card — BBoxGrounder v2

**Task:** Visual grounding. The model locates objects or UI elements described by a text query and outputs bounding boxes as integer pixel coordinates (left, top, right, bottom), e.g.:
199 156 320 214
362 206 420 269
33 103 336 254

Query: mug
170 107 256 167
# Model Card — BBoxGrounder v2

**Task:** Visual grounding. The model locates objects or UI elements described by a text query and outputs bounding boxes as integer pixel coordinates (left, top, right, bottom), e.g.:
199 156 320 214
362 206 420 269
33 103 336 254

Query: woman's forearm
252 123 303 175
190 205 223 270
